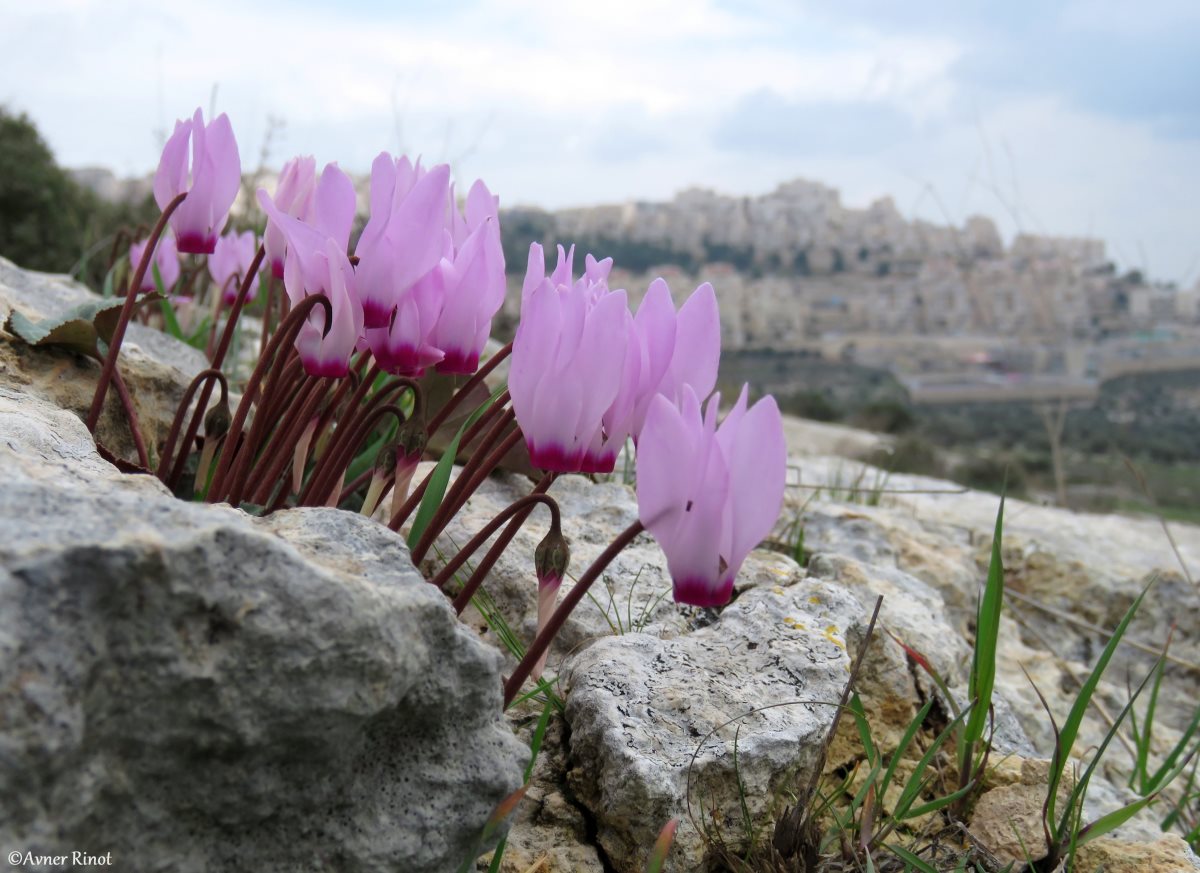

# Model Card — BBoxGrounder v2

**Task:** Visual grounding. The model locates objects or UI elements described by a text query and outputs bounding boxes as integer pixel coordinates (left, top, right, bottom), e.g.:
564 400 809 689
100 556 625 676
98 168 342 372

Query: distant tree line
0 107 157 290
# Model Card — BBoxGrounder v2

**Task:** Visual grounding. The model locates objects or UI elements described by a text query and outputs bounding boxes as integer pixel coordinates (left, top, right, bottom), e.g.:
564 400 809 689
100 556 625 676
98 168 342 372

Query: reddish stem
206 295 331 503
110 367 150 469
301 403 408 508
432 492 560 593
164 244 267 490
87 191 187 433
238 375 330 506
411 423 522 565
503 520 645 706
426 341 512 436
156 368 229 481
385 392 512 534
451 473 555 613
299 380 415 506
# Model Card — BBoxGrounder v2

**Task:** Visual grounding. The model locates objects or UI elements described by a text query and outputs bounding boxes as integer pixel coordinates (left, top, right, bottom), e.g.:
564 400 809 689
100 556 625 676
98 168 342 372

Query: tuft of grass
957 494 1006 812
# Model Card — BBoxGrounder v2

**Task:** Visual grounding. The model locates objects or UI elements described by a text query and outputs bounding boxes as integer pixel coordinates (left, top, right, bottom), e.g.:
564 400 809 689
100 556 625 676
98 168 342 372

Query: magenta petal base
528 442 583 474
176 231 217 255
672 575 734 608
361 300 394 330
435 350 481 375
303 359 351 378
580 451 617 474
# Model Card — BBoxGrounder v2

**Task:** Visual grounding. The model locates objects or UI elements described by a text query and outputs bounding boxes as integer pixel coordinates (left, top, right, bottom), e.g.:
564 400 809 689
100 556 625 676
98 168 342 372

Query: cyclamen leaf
6 295 160 359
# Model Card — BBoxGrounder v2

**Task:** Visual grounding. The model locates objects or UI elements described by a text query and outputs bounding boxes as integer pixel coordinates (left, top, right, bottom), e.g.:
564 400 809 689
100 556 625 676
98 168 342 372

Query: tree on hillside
0 107 100 273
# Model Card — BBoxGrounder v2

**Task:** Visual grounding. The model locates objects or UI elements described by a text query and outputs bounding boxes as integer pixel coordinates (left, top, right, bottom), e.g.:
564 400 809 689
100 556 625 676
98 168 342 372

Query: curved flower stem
235 375 330 506
156 368 229 481
306 353 373 464
110 368 150 469
431 492 561 594
425 341 512 436
164 244 267 490
259 275 275 360
503 520 645 707
396 401 514 534
206 295 331 503
217 351 309 505
384 391 513 533
86 191 187 433
300 402 408 508
298 378 416 506
451 473 555 613
410 422 522 565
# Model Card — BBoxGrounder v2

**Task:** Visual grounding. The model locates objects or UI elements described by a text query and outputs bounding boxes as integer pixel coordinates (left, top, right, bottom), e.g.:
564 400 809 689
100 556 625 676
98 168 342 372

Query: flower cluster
107 105 787 646
510 244 721 474
257 154 506 379
510 242 784 606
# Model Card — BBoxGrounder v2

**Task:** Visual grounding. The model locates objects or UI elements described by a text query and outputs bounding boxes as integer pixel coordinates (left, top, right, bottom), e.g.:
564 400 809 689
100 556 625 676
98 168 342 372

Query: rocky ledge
2 260 1199 873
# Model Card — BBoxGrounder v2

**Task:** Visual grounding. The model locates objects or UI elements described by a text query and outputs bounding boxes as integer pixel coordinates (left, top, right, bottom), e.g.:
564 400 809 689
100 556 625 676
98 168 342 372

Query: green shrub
0 107 158 290
0 107 99 274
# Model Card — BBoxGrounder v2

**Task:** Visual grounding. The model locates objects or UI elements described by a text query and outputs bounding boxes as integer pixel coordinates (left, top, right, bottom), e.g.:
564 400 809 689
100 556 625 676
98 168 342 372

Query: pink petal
723 393 786 574
314 163 356 252
667 282 720 404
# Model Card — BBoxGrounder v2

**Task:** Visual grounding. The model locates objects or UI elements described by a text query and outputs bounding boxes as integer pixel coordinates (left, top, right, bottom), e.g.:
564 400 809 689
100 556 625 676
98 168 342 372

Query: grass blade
962 495 1006 780
1047 576 1155 837
887 844 938 873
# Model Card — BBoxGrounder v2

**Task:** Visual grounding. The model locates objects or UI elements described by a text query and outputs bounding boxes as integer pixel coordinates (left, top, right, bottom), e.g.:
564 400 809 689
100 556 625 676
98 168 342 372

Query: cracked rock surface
0 385 525 873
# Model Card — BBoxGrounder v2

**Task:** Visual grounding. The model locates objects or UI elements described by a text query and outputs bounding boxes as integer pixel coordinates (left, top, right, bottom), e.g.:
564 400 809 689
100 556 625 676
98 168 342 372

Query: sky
3 0 1198 284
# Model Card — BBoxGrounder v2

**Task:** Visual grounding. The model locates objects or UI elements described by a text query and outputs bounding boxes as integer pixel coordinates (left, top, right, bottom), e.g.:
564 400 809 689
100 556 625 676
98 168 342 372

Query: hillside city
72 167 1200 407
501 179 1200 406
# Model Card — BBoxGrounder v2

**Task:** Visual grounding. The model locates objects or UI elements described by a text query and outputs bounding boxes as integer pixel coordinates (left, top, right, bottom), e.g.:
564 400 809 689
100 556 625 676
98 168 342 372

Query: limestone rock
561 579 862 872
0 385 526 873
1071 835 1200 873
0 256 209 465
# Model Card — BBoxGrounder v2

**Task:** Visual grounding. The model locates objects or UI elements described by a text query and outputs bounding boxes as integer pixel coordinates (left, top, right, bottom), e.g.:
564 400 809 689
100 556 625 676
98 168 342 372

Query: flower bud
533 523 570 681
395 416 428 463
203 396 232 442
535 526 570 586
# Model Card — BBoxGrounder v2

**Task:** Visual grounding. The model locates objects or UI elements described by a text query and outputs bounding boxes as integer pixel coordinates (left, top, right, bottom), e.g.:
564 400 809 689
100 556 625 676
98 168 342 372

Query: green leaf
1076 793 1161 847
407 383 505 550
850 693 878 767
526 700 554 783
886 844 938 873
963 495 1006 776
157 285 185 341
880 699 934 802
1047 577 1154 835
5 295 158 359
896 705 973 819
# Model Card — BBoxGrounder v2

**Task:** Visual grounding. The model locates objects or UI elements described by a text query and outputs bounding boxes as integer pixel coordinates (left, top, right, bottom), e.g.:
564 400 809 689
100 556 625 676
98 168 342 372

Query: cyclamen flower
153 108 241 255
130 234 179 292
510 244 630 472
263 156 317 279
429 180 507 374
355 153 451 331
583 276 722 473
636 385 786 607
257 164 361 377
209 230 261 304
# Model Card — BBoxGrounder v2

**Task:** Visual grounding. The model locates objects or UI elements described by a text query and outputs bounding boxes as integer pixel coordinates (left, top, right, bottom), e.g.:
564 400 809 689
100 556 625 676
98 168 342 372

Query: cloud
713 89 917 156
1 0 1198 281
